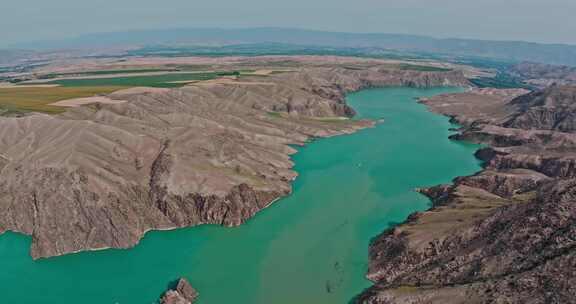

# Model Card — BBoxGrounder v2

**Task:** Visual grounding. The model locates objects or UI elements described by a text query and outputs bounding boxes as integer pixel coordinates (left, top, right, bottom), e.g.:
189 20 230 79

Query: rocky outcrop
0 63 467 259
160 278 198 304
359 84 576 303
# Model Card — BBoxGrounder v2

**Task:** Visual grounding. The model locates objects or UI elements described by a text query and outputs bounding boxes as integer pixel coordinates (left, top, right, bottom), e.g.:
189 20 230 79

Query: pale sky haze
2 0 575 46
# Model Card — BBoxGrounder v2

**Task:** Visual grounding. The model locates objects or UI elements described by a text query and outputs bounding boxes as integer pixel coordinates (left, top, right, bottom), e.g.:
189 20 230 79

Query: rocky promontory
0 60 469 259
358 85 576 303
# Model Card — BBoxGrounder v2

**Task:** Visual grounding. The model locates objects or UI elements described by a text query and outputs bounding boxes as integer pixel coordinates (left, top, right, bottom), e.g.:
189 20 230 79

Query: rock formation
0 64 468 259
358 85 576 303
160 278 198 304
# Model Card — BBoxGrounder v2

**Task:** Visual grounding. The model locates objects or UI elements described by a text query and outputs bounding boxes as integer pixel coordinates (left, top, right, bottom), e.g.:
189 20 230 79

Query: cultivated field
0 86 126 114
47 72 226 88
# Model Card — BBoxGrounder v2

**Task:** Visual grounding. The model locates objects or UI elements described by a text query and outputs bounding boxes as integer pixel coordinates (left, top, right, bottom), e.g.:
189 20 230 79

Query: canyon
2 53 575 303
0 61 469 259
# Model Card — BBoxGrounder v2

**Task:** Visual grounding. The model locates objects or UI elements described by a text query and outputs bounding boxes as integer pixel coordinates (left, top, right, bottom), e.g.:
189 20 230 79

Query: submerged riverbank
0 87 482 303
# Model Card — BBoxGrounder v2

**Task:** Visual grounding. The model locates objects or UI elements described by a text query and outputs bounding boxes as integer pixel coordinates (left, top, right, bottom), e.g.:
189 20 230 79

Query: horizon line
4 26 576 50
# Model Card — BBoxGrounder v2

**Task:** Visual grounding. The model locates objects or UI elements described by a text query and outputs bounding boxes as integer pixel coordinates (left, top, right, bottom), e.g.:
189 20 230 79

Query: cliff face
359 85 576 303
0 64 467 259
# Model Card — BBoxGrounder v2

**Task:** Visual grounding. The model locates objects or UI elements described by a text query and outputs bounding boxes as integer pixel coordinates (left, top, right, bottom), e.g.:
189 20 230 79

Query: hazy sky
2 0 576 46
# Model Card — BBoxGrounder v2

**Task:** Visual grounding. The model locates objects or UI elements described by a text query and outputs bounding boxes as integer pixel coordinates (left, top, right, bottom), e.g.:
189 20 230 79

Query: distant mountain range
8 27 576 66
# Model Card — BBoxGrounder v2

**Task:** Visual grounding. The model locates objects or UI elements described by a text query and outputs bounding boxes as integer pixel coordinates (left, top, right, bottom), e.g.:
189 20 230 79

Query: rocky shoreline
358 85 576 303
0 62 469 259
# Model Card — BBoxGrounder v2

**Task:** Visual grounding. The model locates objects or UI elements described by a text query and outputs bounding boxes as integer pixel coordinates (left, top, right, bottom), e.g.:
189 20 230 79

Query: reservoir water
0 87 482 303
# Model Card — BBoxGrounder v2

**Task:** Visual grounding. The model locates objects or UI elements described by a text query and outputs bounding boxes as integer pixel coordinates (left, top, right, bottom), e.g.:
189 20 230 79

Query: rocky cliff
358 85 576 303
0 63 468 259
